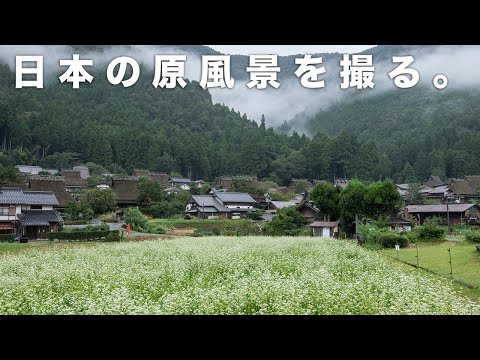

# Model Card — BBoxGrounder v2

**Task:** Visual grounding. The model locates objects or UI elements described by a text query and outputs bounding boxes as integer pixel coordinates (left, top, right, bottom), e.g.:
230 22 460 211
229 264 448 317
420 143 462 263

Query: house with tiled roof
186 189 256 219
0 187 63 240
168 177 192 191
406 203 479 225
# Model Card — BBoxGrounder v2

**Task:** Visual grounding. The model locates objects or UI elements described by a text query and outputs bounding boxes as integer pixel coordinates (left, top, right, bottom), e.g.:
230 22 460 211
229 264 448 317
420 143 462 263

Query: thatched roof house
111 176 141 207
28 175 76 208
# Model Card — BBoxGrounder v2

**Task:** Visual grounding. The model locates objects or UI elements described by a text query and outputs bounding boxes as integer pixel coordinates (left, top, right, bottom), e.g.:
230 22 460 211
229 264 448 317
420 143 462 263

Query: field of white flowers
0 236 478 315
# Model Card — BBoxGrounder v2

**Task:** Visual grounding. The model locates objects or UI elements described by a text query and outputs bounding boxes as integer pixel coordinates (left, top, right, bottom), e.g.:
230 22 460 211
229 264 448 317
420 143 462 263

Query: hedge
0 234 14 243
378 233 409 248
47 230 121 242
466 231 480 243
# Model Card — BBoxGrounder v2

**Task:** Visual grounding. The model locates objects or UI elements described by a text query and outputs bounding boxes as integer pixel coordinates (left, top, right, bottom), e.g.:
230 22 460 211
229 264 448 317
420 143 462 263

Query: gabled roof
28 176 75 207
169 178 192 184
215 192 256 204
465 176 480 188
449 178 479 196
425 175 445 188
18 210 63 226
111 177 140 203
190 195 227 212
0 188 59 205
296 201 319 213
271 200 299 209
406 204 476 213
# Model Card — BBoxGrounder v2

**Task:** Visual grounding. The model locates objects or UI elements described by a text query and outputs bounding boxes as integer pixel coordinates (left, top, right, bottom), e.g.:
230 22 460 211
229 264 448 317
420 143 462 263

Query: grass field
0 236 478 315
381 241 480 292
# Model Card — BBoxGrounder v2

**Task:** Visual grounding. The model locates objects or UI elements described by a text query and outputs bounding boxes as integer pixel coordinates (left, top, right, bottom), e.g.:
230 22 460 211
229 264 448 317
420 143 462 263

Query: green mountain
0 45 479 185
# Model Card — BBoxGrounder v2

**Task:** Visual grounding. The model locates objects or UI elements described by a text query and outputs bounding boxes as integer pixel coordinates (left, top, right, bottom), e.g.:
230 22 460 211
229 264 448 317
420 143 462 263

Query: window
0 207 9 216
30 205 42 210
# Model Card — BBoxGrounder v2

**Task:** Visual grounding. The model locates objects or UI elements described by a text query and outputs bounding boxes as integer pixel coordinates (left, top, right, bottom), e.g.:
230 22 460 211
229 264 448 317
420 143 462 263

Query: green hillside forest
0 45 479 185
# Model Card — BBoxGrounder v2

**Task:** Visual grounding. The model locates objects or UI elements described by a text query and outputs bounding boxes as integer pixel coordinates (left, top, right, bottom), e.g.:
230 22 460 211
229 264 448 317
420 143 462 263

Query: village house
448 176 480 202
424 175 445 188
0 187 63 240
28 175 76 210
111 176 141 207
269 197 319 220
296 201 320 220
309 221 340 238
168 177 192 191
186 190 256 219
61 170 88 194
406 204 479 225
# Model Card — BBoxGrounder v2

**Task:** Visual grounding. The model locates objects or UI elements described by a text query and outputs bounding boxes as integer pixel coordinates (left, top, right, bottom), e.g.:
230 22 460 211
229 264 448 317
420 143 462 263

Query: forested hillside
304 86 480 182
0 45 479 185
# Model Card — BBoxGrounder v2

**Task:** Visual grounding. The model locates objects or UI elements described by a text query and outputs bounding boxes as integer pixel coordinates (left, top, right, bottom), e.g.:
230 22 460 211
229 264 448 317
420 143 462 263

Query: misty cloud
1 45 480 130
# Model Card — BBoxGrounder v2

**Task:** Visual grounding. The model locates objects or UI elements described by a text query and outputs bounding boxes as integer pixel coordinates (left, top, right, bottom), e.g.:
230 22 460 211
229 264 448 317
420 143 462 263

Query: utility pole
446 196 451 235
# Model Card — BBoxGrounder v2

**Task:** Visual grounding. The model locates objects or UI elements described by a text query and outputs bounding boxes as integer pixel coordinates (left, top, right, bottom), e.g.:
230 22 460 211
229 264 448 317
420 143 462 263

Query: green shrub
0 234 14 243
378 233 409 248
97 212 117 223
358 224 411 247
47 230 120 242
416 217 446 242
298 227 313 237
149 226 166 235
465 231 480 243
83 223 110 232
357 224 377 244
245 211 265 220
400 231 418 244
104 232 121 242
124 208 147 230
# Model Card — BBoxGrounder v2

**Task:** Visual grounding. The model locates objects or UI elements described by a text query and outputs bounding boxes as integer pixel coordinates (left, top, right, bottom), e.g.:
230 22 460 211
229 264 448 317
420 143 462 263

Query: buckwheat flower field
0 236 478 315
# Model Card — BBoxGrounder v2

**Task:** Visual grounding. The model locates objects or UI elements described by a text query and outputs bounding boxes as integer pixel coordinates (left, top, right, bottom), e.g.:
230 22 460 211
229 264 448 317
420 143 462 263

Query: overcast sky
205 45 376 56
